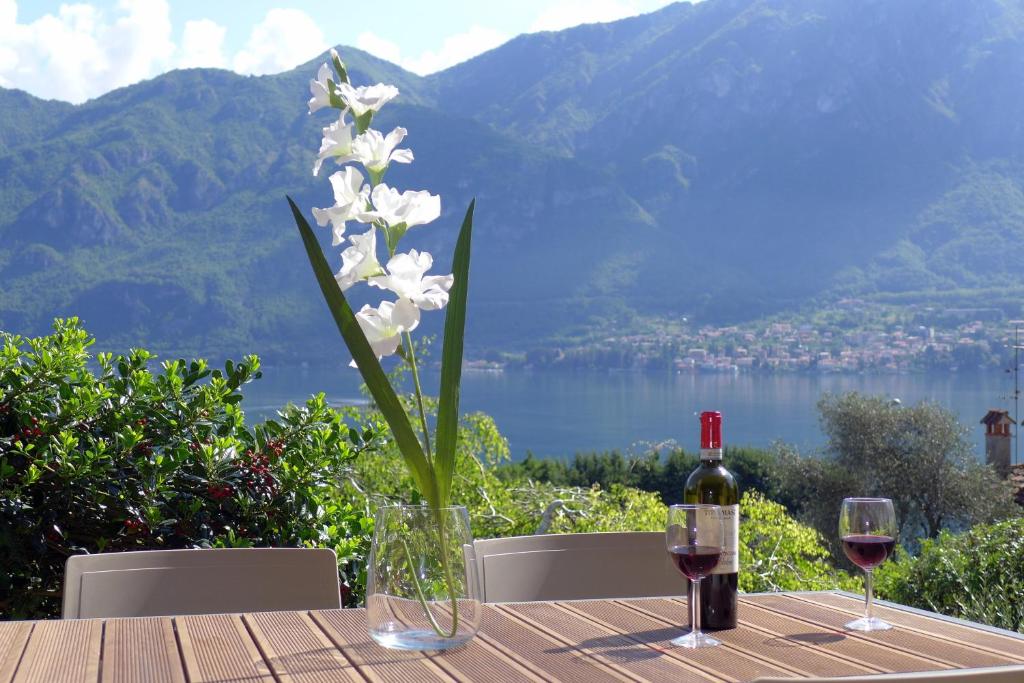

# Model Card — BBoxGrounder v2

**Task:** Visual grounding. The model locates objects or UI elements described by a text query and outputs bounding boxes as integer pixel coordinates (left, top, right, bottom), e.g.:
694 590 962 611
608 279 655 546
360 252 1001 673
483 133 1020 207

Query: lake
240 367 1015 461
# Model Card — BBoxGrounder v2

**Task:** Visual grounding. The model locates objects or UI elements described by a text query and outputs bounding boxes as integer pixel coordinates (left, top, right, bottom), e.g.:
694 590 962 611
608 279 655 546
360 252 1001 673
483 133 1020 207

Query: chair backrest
752 666 1024 683
63 548 341 619
474 531 682 603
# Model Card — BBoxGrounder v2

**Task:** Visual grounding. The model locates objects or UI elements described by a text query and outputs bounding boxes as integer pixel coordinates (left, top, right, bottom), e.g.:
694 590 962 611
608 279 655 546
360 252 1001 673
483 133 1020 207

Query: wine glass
839 497 897 632
666 504 724 648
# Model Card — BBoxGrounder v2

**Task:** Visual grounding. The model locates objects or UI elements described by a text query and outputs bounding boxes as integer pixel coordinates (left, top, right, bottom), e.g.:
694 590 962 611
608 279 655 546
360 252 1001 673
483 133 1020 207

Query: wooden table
3 591 1024 682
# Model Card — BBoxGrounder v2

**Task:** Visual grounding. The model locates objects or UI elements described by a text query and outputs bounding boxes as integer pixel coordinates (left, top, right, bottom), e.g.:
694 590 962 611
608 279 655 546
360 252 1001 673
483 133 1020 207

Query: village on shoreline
481 301 1016 375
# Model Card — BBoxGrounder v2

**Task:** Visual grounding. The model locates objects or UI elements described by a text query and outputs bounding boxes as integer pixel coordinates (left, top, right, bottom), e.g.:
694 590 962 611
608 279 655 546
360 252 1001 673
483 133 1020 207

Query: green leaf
331 52 349 85
434 200 475 507
382 222 409 257
355 111 373 135
327 79 346 109
287 196 438 506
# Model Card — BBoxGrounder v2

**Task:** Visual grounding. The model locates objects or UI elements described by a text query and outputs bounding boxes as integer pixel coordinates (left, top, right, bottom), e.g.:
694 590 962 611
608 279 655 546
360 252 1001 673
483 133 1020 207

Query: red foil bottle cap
700 411 722 449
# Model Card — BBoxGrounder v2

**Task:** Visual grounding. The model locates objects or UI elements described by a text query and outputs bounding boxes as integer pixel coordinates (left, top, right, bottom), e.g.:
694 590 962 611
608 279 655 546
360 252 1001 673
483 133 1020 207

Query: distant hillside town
511 302 1012 374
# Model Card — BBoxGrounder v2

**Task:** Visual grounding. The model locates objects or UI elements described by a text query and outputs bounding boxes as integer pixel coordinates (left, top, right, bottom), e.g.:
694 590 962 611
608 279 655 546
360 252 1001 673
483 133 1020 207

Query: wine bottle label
698 504 739 574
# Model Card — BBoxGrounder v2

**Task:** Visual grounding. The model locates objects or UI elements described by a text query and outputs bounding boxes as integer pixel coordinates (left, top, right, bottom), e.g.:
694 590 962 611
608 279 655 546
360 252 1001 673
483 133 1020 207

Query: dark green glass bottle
683 411 738 630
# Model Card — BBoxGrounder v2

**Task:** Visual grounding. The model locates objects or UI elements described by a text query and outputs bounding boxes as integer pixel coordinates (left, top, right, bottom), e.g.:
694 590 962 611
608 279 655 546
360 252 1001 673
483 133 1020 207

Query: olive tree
776 392 1015 547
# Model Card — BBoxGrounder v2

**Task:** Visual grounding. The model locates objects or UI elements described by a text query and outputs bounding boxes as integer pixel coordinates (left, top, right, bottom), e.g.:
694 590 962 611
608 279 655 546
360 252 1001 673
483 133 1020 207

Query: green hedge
0 319 380 618
876 517 1024 633
741 491 861 593
497 446 779 505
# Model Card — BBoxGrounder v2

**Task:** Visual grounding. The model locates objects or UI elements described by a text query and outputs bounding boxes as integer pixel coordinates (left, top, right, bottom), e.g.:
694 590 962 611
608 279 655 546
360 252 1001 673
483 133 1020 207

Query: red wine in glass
669 545 723 581
838 497 897 631
666 505 725 649
842 535 895 570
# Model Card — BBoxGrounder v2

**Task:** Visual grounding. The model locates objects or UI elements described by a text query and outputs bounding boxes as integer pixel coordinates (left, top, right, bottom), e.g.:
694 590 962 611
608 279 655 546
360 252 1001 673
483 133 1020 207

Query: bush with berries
0 319 385 619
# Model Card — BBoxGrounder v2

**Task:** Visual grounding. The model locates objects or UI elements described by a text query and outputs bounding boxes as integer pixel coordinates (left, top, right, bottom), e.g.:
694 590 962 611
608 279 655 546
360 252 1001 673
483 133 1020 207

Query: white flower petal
335 229 383 291
368 250 452 313
312 167 370 244
363 185 440 229
392 296 421 332
313 114 354 176
308 63 333 114
390 148 414 165
338 82 400 118
348 127 412 174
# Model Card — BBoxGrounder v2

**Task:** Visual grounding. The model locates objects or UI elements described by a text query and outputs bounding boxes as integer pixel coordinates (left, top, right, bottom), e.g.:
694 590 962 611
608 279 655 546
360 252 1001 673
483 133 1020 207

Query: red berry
124 518 148 534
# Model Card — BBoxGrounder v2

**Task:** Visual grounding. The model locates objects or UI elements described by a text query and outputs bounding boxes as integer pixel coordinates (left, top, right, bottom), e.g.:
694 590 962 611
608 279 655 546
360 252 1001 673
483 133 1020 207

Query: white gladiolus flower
335 229 383 291
312 167 370 245
313 114 355 176
308 63 334 114
361 184 441 229
337 82 399 118
350 127 414 176
369 250 454 315
351 300 420 365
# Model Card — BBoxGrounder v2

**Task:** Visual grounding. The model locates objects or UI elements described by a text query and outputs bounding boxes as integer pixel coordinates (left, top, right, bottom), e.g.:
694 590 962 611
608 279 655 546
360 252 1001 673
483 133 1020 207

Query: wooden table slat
793 592 1024 662
244 610 364 682
4 591 1024 682
177 613 274 683
470 602 630 683
563 599 794 683
102 617 184 683
751 593 1016 670
12 619 101 683
425 627 551 683
500 601 727 683
311 609 457 683
620 597 878 679
0 622 32 683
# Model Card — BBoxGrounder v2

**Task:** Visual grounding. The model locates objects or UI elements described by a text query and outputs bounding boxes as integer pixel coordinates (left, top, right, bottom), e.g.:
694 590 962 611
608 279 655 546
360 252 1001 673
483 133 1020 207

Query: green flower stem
435 506 461 636
403 331 433 462
399 512 460 639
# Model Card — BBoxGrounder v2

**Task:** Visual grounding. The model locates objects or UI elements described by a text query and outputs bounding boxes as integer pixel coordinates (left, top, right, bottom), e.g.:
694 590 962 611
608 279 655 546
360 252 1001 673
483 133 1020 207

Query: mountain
1 0 1024 364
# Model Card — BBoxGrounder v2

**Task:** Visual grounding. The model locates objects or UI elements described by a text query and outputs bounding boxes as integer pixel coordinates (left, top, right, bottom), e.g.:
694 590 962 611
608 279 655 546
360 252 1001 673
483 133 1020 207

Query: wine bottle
683 410 738 630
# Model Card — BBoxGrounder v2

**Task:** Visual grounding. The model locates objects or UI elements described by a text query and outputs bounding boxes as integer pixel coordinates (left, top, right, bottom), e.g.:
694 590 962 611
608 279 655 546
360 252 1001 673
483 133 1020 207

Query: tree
776 393 1015 549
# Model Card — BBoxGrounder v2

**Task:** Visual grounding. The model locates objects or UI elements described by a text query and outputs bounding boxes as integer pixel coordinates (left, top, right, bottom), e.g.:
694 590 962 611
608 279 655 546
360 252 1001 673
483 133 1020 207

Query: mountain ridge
2 0 1024 362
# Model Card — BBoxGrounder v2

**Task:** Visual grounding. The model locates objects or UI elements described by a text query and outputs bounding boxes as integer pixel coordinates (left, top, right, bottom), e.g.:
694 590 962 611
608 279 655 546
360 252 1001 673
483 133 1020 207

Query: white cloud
403 26 507 74
0 3 329 102
529 0 641 32
231 8 326 76
0 0 174 103
355 31 403 66
356 25 507 76
179 19 227 69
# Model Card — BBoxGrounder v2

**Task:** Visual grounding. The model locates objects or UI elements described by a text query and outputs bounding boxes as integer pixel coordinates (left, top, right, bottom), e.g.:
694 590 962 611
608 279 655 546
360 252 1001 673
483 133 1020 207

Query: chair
474 531 683 603
752 665 1024 682
63 548 341 619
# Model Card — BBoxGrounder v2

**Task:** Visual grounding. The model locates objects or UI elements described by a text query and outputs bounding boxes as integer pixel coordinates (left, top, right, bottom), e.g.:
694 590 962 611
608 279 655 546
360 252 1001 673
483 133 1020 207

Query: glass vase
366 505 481 650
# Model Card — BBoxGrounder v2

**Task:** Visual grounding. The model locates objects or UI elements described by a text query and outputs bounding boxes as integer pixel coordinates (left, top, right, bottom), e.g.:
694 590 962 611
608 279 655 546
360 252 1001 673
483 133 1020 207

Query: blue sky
1 0 681 103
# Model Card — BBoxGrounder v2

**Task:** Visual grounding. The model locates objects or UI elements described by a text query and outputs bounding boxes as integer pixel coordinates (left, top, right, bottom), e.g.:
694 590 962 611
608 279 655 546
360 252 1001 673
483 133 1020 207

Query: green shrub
740 491 861 593
498 446 779 505
345 408 669 540
540 484 667 534
0 319 382 619
876 518 1024 633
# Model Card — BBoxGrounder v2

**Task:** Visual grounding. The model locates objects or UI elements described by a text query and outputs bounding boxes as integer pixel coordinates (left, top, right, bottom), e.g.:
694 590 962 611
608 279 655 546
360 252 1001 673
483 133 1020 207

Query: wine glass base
844 617 892 632
671 631 721 648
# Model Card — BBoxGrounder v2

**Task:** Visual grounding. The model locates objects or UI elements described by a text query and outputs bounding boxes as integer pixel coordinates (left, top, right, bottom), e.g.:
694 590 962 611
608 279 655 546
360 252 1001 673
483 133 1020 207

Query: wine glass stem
690 577 702 636
864 569 874 622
